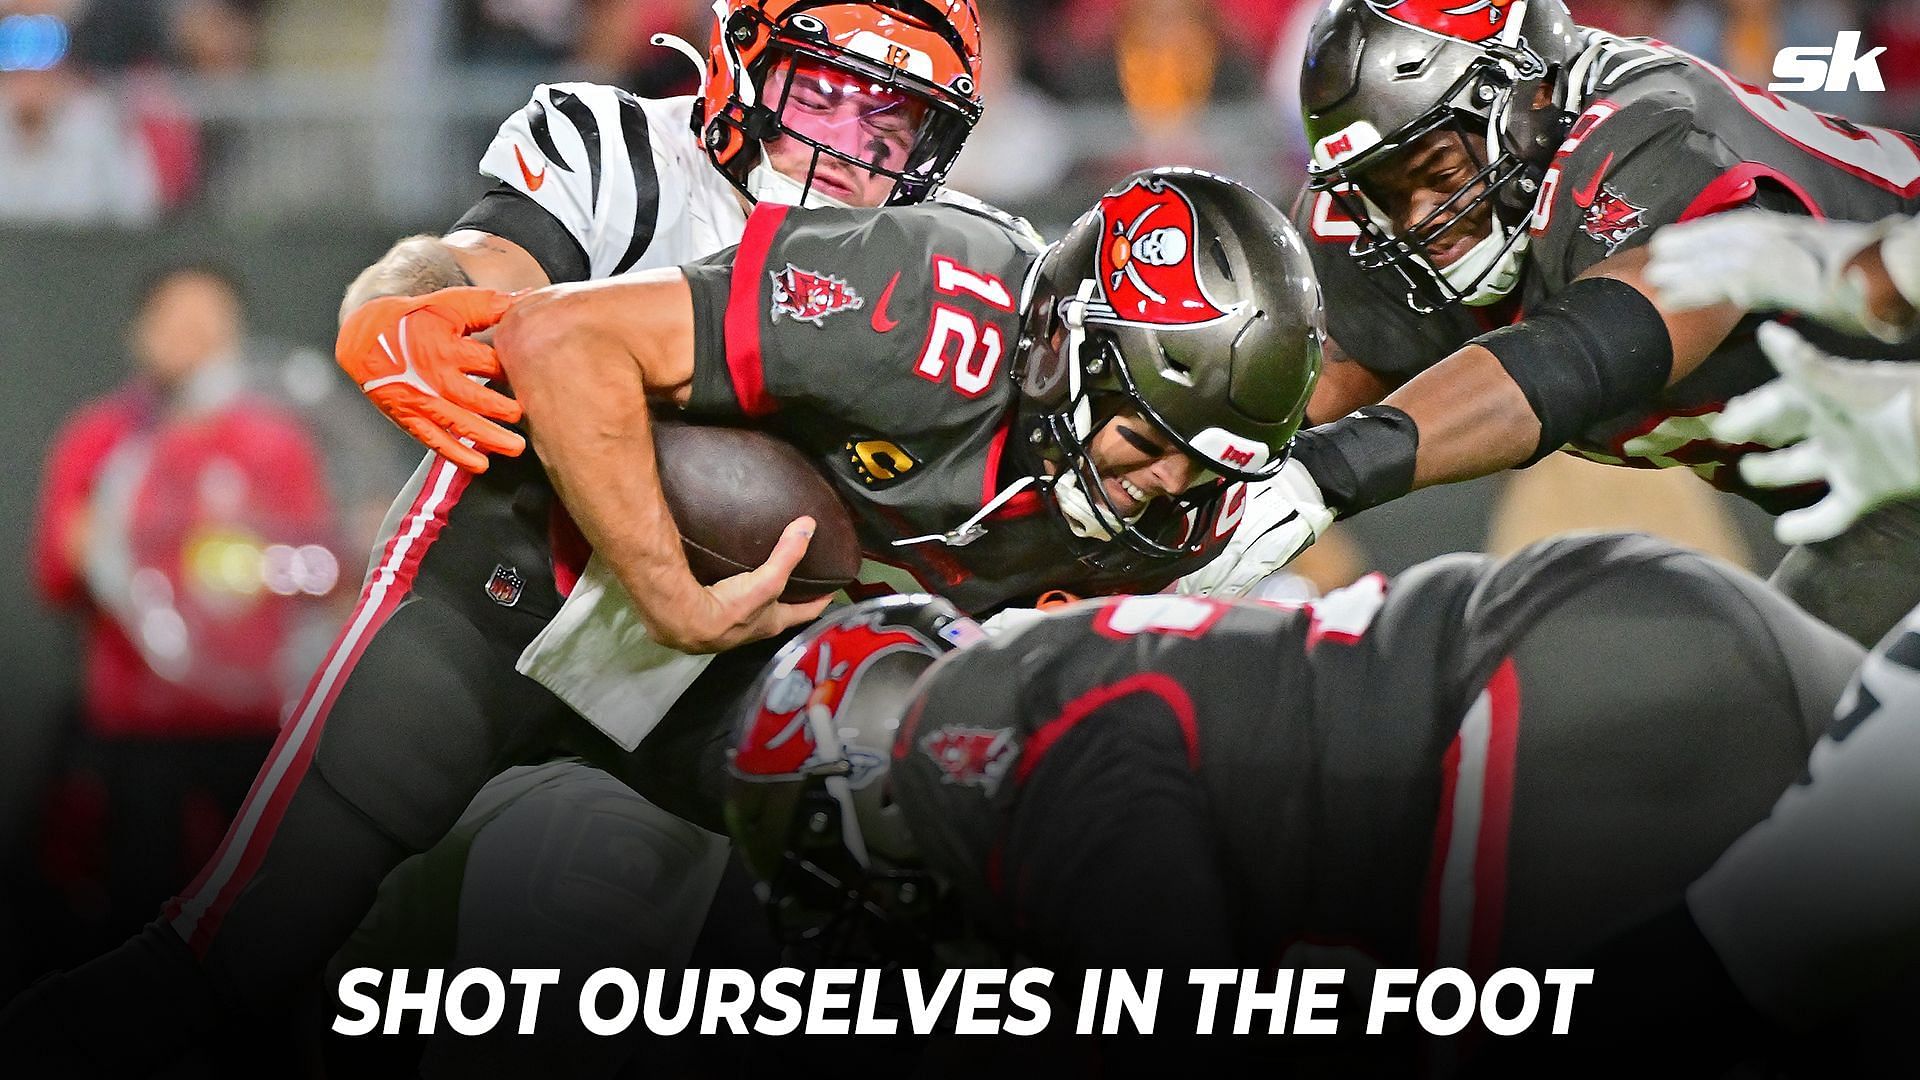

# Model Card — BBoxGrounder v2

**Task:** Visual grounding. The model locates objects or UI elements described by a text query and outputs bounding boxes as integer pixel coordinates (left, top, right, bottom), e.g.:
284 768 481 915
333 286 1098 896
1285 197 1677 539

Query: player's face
761 57 929 206
1355 129 1496 269
1084 410 1210 519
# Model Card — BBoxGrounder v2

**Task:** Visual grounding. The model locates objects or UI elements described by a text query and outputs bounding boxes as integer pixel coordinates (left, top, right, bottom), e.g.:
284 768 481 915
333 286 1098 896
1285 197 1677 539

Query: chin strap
744 158 853 208
890 475 1037 548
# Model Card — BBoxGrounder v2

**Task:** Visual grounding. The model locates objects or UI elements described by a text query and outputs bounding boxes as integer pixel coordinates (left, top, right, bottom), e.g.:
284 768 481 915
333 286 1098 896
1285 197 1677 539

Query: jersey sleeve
466 82 665 281
1531 92 1742 288
681 203 1032 426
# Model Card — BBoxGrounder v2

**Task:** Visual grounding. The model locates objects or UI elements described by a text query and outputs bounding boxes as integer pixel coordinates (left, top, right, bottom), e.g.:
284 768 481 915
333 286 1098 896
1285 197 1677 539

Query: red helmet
692 0 984 206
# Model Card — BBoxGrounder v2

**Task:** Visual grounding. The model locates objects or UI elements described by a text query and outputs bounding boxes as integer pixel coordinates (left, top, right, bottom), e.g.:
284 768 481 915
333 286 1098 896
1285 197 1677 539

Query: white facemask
744 159 853 209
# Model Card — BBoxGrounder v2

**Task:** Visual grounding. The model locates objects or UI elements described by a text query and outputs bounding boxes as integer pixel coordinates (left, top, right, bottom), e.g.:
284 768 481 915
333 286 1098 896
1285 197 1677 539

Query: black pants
1773 496 1920 647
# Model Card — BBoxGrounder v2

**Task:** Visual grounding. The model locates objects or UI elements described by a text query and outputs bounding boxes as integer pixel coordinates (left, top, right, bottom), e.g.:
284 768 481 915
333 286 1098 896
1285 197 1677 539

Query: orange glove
337 287 523 473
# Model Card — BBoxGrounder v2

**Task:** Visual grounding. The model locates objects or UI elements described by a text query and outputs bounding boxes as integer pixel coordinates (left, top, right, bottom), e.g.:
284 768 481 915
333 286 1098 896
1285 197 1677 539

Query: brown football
652 418 861 602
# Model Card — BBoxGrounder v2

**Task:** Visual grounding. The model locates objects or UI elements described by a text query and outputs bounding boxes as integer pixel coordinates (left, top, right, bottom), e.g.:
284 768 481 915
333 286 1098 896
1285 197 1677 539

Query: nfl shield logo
485 564 524 607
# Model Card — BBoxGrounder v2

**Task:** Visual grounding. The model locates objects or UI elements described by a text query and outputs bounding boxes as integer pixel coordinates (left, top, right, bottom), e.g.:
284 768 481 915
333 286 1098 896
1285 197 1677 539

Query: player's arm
1306 333 1402 425
489 273 829 653
337 83 654 471
1292 248 1743 515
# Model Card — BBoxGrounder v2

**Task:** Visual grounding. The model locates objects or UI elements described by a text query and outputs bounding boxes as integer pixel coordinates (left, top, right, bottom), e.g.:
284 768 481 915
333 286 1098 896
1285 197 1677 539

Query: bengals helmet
1013 168 1324 574
1302 0 1581 312
690 0 984 206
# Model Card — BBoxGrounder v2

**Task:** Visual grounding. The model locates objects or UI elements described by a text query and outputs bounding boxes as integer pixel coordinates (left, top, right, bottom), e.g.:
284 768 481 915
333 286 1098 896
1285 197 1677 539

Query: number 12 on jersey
915 255 1016 398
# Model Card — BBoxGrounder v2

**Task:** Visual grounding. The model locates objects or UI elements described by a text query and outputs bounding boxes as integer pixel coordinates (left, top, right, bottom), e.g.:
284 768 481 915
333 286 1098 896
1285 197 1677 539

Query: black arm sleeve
450 183 591 284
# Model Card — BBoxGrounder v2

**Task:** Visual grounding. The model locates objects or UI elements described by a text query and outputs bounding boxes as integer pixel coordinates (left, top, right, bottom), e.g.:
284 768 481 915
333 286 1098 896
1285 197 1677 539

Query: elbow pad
1475 277 1674 465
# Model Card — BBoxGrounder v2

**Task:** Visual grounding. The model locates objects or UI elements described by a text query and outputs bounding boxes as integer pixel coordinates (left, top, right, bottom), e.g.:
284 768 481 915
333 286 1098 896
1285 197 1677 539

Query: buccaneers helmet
686 0 984 206
725 595 983 959
1301 0 1581 312
1013 167 1323 573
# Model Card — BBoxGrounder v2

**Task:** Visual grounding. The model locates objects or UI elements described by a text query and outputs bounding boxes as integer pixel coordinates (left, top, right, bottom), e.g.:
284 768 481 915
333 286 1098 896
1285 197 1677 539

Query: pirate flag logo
732 617 936 782
1580 185 1648 253
920 726 1015 795
1088 176 1235 328
1363 0 1522 44
770 263 864 326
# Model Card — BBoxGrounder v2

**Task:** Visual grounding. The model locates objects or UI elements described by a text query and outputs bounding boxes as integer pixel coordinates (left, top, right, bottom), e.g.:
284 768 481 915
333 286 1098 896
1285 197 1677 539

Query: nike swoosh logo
870 271 901 333
514 144 547 192
1570 151 1615 209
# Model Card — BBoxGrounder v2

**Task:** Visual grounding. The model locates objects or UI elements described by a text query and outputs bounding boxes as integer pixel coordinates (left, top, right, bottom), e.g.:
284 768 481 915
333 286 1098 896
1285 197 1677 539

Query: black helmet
1302 0 1581 313
1013 167 1323 573
725 595 984 961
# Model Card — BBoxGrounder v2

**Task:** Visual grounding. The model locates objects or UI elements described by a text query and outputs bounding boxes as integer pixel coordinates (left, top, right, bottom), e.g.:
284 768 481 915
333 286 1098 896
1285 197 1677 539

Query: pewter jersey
433 84 1077 623
1298 33 1920 513
891 534 1860 973
680 202 1240 613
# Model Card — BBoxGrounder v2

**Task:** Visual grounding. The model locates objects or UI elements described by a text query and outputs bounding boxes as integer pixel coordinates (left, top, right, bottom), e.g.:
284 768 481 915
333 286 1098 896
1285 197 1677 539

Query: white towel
516 555 715 751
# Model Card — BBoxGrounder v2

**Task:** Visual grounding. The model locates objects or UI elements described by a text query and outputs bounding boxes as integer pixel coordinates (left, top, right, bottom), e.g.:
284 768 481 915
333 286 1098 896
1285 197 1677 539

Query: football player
0 169 1322 1070
324 3 990 1070
335 0 990 473
725 532 1866 1067
1277 0 1920 644
1517 210 1920 1061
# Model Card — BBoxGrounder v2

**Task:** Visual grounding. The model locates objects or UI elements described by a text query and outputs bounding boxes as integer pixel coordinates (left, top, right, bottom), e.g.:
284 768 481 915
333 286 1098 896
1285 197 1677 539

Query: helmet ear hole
1210 236 1234 281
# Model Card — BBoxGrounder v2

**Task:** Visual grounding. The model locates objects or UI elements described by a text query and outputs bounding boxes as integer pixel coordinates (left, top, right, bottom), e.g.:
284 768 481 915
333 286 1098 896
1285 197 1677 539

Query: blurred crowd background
1 0 1914 996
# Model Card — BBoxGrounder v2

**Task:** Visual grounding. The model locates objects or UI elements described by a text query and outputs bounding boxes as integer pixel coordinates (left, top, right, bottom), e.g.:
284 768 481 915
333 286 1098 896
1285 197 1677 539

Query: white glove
1175 458 1334 598
1710 322 1920 545
1645 209 1899 338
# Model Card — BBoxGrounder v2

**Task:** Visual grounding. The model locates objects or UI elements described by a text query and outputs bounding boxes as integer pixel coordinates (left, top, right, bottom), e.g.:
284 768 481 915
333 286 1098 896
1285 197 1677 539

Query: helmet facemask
692 2 983 208
1307 16 1562 313
726 596 985 966
1016 279 1266 575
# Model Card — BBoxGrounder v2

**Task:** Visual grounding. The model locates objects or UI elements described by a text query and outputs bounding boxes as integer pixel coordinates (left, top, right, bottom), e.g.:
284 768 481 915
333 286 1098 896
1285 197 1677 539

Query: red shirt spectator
31 265 335 738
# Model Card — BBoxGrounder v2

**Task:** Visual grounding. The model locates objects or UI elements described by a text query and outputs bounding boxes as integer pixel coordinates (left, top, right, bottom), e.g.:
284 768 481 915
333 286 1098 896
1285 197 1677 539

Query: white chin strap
745 159 854 209
1442 223 1530 306
1052 469 1127 541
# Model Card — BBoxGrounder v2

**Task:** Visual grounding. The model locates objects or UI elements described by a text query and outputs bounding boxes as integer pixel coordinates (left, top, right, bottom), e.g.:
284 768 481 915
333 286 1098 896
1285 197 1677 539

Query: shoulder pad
931 188 1045 252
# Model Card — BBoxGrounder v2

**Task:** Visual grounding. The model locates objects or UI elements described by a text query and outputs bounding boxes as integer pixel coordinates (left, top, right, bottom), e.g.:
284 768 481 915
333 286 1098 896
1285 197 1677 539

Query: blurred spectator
457 0 591 67
27 263 337 953
1052 0 1262 117
945 0 1073 204
0 1 160 224
1658 0 1877 120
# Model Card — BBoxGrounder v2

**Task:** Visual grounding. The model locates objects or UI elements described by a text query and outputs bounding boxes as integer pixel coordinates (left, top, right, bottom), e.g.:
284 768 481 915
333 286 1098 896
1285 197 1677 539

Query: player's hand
1174 459 1334 597
1645 210 1893 336
1710 322 1920 545
337 287 524 473
654 517 834 654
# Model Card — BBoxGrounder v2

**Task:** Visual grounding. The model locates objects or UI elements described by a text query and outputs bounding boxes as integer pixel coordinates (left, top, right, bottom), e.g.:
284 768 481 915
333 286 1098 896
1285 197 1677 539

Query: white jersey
468 82 1038 283
1688 605 1920 1025
474 85 748 279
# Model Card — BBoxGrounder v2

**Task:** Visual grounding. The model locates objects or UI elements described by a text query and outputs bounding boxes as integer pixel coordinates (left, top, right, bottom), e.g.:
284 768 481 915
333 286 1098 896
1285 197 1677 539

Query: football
653 417 862 602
